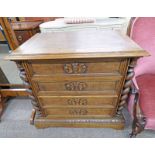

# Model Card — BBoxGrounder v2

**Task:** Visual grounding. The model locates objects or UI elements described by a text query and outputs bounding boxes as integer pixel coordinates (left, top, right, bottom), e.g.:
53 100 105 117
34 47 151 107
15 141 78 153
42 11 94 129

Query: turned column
116 59 136 116
116 58 146 137
16 61 42 124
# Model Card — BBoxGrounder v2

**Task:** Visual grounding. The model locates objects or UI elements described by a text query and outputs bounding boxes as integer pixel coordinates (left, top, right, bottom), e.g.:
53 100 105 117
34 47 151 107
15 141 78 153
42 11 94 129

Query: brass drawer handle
64 63 87 74
65 81 87 91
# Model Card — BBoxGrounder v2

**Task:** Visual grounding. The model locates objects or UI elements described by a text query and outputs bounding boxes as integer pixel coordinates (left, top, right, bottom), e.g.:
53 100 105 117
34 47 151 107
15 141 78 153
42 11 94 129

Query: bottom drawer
43 107 115 117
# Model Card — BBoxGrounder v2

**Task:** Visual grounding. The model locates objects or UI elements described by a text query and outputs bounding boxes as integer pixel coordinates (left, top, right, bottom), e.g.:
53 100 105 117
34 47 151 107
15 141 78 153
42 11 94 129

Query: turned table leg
0 101 3 121
0 93 3 120
0 93 6 121
30 109 36 125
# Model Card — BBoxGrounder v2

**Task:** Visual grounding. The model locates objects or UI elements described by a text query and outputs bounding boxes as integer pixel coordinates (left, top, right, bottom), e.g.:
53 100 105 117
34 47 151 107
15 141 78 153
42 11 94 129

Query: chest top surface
6 29 148 60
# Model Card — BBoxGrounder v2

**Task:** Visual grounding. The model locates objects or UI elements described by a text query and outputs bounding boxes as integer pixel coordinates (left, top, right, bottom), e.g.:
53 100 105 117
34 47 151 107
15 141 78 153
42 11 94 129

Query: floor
0 44 22 84
0 44 155 138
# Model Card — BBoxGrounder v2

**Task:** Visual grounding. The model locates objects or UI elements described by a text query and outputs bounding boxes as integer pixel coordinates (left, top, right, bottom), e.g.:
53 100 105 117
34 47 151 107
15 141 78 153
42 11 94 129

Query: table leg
130 91 146 137
30 109 36 125
0 94 4 121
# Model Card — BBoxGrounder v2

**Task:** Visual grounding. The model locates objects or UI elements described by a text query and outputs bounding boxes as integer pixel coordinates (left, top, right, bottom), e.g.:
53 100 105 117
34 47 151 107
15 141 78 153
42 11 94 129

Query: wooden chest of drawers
6 30 148 129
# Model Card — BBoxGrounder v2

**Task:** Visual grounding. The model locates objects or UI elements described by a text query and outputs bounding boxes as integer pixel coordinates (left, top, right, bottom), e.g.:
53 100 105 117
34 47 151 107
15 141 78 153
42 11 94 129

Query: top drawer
29 58 128 76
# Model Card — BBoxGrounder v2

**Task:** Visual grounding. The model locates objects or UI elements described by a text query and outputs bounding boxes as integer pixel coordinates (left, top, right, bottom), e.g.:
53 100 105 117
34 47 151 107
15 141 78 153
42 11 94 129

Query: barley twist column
117 59 135 116
16 62 42 119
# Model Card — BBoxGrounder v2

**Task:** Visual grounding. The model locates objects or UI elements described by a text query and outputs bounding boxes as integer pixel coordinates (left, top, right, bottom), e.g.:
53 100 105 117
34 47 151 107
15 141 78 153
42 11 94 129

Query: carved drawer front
36 80 121 92
38 96 118 108
43 107 115 117
30 58 127 76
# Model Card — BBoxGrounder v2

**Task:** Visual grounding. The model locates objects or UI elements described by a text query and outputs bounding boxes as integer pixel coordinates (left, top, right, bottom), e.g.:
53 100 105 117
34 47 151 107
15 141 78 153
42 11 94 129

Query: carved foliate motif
65 81 87 91
67 98 87 105
64 63 87 74
69 109 88 115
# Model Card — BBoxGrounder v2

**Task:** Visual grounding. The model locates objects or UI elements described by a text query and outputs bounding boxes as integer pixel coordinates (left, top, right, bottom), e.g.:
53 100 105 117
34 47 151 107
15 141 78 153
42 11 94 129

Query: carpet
0 97 155 138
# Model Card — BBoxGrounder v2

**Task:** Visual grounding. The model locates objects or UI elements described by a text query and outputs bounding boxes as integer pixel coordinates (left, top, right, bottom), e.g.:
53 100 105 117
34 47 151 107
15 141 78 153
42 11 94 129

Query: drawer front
15 30 31 45
43 107 114 117
36 80 121 92
38 96 117 107
29 58 127 75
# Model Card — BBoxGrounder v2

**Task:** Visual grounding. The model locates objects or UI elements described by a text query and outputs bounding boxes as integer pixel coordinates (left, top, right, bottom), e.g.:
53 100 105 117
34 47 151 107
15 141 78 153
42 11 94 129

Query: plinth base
31 111 125 130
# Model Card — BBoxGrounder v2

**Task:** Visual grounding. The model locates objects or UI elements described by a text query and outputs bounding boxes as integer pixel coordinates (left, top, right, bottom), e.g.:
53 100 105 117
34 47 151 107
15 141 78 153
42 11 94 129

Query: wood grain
5 30 148 60
43 107 115 117
38 96 117 107
0 17 19 50
30 58 127 75
11 21 42 31
0 89 28 97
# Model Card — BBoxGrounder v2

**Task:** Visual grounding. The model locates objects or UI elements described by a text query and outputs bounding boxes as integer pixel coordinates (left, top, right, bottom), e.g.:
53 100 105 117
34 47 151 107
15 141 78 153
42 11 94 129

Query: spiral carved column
16 62 42 122
116 60 135 116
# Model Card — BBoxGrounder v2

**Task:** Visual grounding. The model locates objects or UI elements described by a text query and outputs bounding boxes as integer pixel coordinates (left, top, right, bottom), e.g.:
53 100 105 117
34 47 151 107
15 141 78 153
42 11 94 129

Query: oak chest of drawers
6 30 148 129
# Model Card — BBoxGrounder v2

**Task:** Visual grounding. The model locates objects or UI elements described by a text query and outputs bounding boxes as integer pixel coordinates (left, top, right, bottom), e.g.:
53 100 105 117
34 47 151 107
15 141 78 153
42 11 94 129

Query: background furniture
40 17 130 34
11 21 42 45
0 30 6 43
0 67 28 120
0 17 20 42
0 17 60 42
0 18 28 120
0 67 9 119
0 18 19 50
23 17 62 22
6 30 148 128
0 25 11 48
128 17 155 137
0 17 63 121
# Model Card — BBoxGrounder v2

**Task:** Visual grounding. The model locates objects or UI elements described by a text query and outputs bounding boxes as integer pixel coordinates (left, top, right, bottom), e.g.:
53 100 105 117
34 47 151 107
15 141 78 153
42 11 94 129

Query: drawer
43 107 115 117
38 96 118 108
15 30 31 45
29 58 127 76
36 80 121 92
